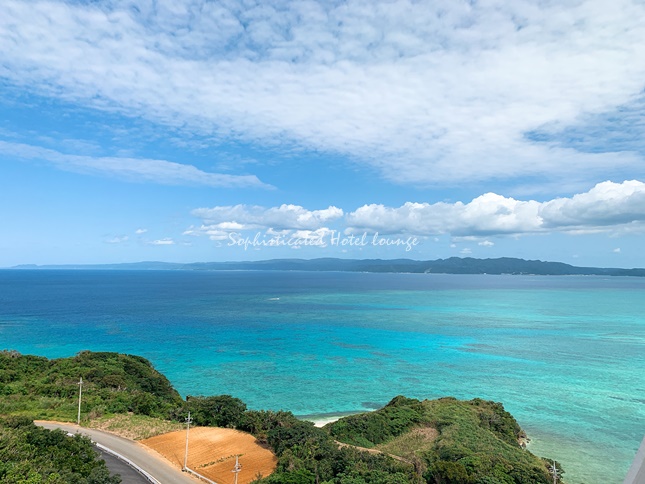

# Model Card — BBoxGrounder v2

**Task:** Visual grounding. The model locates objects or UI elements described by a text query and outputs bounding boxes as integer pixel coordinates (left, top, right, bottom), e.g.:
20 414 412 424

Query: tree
186 395 247 427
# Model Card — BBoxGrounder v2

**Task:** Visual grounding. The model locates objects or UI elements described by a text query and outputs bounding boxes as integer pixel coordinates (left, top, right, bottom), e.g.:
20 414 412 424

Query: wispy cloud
105 235 129 244
2 1 645 188
0 140 270 188
148 238 175 246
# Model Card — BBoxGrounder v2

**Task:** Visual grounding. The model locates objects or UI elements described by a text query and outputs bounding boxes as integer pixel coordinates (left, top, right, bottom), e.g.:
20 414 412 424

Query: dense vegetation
0 415 120 483
327 396 562 484
181 394 248 427
239 409 419 484
328 396 426 447
0 350 182 420
0 351 563 484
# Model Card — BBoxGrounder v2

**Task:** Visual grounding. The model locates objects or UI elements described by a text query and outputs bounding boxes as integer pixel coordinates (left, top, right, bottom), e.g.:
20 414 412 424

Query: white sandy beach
312 416 342 427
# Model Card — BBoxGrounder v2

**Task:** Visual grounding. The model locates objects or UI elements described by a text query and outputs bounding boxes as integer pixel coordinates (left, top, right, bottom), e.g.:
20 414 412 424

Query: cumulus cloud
0 140 269 188
347 180 645 237
539 180 645 230
187 204 342 242
346 196 542 236
192 204 343 231
186 180 645 242
135 228 148 235
2 0 645 187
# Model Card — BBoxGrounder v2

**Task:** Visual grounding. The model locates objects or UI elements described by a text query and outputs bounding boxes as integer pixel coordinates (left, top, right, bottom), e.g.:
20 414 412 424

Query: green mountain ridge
8 256 645 276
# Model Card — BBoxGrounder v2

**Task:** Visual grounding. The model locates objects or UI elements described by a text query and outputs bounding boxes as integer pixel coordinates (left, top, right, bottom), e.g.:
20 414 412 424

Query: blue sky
1 0 645 267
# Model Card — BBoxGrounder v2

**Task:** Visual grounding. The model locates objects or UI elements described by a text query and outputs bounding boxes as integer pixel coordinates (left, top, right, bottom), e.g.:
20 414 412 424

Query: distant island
9 256 645 277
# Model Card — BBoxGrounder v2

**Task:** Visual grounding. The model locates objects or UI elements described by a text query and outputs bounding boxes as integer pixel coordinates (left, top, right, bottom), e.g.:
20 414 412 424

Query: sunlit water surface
1 270 643 483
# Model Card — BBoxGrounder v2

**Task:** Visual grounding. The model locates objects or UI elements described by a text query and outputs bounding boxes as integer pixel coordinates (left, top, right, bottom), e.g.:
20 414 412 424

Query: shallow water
0 270 643 483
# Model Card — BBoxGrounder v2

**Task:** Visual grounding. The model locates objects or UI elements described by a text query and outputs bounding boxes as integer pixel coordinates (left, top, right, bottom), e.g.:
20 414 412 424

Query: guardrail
184 466 218 484
94 442 161 484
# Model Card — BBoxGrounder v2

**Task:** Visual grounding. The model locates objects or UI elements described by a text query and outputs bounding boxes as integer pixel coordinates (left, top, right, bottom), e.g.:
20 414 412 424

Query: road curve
94 445 151 484
35 421 197 484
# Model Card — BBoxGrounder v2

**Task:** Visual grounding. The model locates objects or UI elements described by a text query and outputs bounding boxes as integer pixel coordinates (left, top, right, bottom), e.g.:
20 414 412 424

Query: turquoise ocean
0 270 643 483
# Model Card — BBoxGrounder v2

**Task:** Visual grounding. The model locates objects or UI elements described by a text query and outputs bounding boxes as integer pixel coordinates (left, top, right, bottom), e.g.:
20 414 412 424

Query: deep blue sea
0 270 643 483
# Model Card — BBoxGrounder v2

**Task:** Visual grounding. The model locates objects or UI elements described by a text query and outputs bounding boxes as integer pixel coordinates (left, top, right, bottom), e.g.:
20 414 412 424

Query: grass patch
376 426 438 461
0 394 78 422
88 413 184 440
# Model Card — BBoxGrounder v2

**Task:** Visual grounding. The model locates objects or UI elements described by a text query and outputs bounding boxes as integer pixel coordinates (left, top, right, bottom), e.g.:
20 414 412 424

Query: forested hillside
0 351 563 483
0 416 120 483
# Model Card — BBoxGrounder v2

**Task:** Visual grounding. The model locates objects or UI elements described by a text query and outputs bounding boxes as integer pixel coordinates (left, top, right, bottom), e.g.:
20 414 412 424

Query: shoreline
297 411 364 427
312 416 341 427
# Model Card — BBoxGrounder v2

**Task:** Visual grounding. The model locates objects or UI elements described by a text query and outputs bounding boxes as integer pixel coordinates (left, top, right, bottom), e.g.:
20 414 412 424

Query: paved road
35 421 196 484
94 445 151 484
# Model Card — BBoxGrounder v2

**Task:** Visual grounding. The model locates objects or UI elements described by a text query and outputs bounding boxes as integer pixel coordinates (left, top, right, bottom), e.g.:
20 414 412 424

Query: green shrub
183 394 247 427
328 396 424 447
0 417 120 483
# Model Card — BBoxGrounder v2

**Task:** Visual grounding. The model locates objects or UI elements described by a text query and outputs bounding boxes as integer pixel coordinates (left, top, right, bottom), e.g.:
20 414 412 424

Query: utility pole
77 377 83 426
550 459 558 484
183 411 192 471
232 455 242 484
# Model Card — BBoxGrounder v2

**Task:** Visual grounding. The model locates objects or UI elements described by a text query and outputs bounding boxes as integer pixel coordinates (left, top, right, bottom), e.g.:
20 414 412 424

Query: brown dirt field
141 427 277 484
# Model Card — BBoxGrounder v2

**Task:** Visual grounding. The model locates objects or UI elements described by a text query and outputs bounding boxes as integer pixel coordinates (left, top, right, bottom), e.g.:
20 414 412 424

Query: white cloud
192 204 343 231
135 228 148 235
539 180 645 230
2 0 645 188
189 205 341 242
347 180 645 237
613 248 621 253
290 228 332 247
346 196 542 236
105 235 128 244
186 180 645 243
0 140 269 188
148 238 175 245
184 224 241 241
